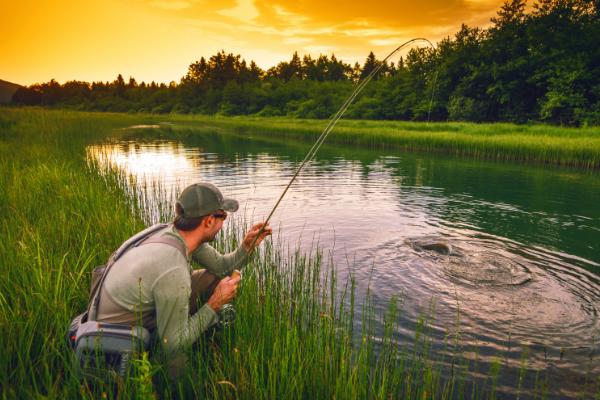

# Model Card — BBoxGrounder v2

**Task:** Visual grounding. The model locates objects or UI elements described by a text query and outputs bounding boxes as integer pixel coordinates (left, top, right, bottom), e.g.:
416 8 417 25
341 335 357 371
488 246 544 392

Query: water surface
87 130 600 398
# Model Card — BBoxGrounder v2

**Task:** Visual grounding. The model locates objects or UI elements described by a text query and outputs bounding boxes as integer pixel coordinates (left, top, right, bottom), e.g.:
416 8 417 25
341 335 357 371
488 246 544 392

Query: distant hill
0 79 22 104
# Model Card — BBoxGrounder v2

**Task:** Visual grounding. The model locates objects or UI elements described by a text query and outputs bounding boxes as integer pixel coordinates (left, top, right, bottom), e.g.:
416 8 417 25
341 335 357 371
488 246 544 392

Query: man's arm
153 267 218 355
192 243 247 277
191 222 272 277
153 267 240 354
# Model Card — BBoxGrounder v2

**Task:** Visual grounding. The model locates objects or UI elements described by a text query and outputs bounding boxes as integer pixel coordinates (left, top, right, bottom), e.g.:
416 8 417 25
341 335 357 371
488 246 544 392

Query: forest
10 0 600 126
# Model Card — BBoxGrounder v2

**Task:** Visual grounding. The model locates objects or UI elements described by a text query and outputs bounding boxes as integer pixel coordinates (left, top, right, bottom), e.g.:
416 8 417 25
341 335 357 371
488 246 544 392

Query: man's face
206 209 227 241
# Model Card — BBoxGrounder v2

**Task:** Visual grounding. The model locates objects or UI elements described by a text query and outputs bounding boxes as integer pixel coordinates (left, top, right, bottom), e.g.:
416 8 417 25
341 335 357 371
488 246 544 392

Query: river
87 128 600 398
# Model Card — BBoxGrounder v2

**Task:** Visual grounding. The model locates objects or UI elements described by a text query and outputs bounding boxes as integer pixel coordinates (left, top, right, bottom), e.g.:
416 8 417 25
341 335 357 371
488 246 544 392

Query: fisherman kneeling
87 182 271 376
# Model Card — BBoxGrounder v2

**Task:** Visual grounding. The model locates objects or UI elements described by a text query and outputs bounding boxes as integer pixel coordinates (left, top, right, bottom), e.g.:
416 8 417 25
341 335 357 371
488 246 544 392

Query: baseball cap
176 183 239 218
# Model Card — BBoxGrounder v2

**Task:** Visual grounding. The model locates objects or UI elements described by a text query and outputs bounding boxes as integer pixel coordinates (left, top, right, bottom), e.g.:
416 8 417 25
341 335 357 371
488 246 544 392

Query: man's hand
242 222 272 252
207 276 241 312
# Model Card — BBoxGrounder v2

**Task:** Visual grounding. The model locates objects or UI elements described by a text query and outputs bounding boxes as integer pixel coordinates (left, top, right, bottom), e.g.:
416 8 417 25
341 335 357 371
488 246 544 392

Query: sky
2 0 507 86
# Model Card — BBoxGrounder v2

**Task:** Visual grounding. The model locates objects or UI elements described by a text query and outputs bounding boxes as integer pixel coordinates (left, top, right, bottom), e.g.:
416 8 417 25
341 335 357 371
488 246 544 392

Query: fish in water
405 236 456 256
406 236 533 286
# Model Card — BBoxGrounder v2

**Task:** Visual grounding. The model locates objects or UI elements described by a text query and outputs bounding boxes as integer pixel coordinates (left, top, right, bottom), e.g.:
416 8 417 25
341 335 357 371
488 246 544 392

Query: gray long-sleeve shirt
97 224 247 355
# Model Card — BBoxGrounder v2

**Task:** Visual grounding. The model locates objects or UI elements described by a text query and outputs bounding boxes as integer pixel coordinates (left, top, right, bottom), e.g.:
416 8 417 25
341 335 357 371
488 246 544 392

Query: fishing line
248 38 437 248
427 67 439 124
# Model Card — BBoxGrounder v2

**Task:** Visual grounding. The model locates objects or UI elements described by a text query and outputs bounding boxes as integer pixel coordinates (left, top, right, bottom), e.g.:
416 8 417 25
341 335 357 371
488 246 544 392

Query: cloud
302 45 333 54
273 5 310 24
136 0 506 68
148 0 194 10
257 0 500 28
370 37 407 46
218 0 260 21
283 37 312 45
341 28 405 38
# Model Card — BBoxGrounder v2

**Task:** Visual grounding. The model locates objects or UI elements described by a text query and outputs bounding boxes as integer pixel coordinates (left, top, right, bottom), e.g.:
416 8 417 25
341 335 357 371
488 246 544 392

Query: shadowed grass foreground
1 108 598 398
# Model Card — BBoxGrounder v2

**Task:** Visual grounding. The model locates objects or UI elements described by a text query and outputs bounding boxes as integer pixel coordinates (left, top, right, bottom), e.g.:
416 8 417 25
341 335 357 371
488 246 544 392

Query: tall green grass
161 115 600 169
1 108 597 398
0 108 148 398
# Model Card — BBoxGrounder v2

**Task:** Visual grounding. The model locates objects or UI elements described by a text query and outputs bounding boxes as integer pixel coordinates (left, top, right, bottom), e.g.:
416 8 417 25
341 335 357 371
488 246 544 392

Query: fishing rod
247 38 436 250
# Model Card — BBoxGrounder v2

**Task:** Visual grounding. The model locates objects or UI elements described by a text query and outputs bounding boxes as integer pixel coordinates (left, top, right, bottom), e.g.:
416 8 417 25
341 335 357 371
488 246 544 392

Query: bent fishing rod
247 38 436 251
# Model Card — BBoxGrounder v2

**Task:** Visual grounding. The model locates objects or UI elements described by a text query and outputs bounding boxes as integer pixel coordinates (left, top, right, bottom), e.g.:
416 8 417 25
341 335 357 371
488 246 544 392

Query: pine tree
360 51 379 80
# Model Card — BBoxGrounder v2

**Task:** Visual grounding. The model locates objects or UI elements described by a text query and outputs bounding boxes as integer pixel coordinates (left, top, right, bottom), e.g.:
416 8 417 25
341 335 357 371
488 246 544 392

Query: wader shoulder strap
138 235 187 256
88 223 187 321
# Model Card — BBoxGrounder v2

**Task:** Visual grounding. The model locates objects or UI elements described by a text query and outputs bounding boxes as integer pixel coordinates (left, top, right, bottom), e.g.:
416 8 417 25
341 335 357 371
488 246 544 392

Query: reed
1 108 597 399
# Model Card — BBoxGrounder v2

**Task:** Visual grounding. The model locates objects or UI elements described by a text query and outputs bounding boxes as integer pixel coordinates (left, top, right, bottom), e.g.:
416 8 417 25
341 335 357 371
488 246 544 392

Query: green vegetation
6 107 600 169
1 108 598 398
156 114 600 169
9 0 600 126
0 108 146 398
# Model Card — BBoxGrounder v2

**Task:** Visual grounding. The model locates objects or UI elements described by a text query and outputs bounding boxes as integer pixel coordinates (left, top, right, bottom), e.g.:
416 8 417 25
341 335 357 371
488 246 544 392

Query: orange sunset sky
2 0 508 86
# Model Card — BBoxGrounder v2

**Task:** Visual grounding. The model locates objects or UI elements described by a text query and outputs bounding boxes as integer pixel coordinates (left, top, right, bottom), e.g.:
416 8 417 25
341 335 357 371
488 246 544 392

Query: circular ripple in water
406 236 533 287
400 234 600 366
447 252 533 286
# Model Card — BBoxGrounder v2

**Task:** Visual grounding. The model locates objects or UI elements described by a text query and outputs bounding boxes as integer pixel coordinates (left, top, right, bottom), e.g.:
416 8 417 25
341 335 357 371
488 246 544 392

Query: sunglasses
212 212 227 220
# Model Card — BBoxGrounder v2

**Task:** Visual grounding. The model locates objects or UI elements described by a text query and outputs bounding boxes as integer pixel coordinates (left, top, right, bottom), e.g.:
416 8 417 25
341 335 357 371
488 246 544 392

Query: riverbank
5 107 600 169
166 115 600 169
1 108 596 398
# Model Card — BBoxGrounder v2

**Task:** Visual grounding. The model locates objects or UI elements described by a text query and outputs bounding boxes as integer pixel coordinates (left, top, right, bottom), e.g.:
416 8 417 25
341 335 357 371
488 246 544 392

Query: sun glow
2 0 506 85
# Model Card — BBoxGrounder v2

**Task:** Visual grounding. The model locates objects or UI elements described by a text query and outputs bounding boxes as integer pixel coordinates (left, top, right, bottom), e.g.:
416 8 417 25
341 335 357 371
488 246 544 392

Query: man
95 182 271 371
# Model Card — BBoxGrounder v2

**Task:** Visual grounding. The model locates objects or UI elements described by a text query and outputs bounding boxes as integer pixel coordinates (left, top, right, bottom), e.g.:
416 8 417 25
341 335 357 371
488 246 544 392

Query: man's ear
201 215 213 228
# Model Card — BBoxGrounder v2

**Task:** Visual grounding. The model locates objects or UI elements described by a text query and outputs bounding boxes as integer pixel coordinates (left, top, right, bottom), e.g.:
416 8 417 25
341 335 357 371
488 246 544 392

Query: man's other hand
207 276 240 312
242 222 273 252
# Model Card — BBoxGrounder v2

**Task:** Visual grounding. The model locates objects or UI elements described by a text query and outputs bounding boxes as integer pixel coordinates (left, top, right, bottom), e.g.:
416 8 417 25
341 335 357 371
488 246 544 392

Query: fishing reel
218 303 236 328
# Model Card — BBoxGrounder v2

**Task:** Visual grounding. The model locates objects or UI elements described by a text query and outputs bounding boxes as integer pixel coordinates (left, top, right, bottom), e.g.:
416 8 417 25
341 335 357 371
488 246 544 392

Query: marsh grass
161 115 600 169
1 108 598 398
0 108 148 398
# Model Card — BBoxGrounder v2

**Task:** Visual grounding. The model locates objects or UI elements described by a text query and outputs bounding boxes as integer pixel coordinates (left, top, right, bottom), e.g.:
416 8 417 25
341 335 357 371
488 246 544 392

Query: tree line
11 0 600 125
